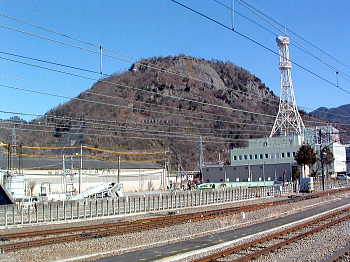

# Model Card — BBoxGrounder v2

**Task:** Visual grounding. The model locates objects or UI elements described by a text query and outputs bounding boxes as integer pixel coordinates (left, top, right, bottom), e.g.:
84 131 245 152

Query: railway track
323 243 350 262
0 187 348 253
193 207 350 262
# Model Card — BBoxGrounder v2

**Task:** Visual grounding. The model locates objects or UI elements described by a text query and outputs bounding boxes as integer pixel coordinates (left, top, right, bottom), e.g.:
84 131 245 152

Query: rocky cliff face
0 55 286 169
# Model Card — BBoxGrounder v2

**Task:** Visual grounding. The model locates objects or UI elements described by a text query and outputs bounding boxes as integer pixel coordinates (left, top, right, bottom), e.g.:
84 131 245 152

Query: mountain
0 55 316 169
310 105 350 124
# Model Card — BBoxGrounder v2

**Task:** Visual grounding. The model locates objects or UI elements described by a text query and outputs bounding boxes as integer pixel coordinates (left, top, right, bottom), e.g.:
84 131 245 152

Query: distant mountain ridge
310 104 350 124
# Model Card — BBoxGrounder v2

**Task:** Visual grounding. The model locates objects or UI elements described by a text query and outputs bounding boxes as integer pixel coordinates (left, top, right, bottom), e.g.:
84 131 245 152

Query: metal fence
0 184 292 227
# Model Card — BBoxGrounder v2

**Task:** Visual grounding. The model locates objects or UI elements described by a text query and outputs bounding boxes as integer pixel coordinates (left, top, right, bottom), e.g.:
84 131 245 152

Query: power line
236 0 350 74
1 15 345 107
1 13 349 127
0 54 279 120
0 81 277 128
2 10 350 119
232 0 350 83
0 109 273 134
169 0 350 96
0 56 345 128
0 125 253 144
0 119 271 140
3 51 350 124
0 13 282 104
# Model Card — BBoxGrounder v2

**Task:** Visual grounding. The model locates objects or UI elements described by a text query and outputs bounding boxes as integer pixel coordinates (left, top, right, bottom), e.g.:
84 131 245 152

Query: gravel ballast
1 191 350 262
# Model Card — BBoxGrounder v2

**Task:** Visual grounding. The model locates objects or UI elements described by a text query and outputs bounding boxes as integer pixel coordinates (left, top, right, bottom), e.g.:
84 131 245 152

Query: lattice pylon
270 36 305 137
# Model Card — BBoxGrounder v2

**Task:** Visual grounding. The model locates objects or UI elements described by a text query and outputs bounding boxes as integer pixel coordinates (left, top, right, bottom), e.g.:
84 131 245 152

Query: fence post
117 198 120 215
63 201 66 220
4 205 7 226
49 203 52 222
77 201 80 219
35 204 38 223
21 206 23 225
89 200 92 217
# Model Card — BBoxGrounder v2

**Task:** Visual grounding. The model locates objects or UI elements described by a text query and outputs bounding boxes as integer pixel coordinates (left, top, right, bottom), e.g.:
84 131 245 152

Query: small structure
0 184 14 205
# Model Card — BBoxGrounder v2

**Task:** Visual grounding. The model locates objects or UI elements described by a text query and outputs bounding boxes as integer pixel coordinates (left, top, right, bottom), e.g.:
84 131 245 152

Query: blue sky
1 0 350 120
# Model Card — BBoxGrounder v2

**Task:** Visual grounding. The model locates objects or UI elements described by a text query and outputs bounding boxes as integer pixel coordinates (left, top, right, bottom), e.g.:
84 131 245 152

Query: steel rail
193 208 350 262
323 243 350 262
0 187 349 252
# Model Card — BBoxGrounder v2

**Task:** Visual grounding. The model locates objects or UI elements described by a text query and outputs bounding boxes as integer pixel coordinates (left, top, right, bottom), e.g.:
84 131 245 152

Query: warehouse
0 156 167 199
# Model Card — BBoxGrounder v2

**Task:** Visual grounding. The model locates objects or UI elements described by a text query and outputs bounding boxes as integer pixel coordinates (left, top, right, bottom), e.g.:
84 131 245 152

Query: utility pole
199 136 204 169
79 144 82 194
11 128 16 172
117 155 120 184
319 129 325 191
99 45 103 77
18 144 22 175
231 0 235 30
7 144 11 173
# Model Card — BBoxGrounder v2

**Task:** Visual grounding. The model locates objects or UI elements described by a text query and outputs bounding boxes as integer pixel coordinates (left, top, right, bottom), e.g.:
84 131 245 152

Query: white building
230 126 346 178
231 135 302 166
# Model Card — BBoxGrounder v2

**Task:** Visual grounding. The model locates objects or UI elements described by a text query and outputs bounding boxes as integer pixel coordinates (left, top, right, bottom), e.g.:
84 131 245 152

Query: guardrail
0 184 291 227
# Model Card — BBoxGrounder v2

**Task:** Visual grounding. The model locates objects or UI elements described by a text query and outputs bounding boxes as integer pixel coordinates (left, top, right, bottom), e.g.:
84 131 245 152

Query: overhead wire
0 14 283 105
0 109 274 133
1 10 350 119
0 119 271 140
0 52 346 127
169 0 350 96
0 54 279 120
236 0 350 73
0 81 277 128
230 0 350 83
1 11 349 132
0 125 253 144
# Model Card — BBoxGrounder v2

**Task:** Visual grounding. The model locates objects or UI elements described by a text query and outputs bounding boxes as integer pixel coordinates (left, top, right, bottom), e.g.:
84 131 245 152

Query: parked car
19 196 39 209
336 174 350 180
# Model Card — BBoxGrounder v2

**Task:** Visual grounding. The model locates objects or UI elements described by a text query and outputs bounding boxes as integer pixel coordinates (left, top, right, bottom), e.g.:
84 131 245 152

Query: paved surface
95 197 350 262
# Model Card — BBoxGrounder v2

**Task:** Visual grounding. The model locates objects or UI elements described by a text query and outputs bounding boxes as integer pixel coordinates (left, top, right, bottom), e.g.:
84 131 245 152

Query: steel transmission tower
270 36 305 137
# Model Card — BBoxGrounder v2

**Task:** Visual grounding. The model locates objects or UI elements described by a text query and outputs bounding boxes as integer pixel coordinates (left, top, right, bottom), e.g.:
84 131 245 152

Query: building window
236 178 239 182
281 153 285 158
249 154 253 160
239 155 243 160
244 155 248 160
293 152 296 157
267 177 271 181
259 154 263 159
233 156 237 161
255 154 258 159
259 177 262 181
287 152 291 157
265 153 269 159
